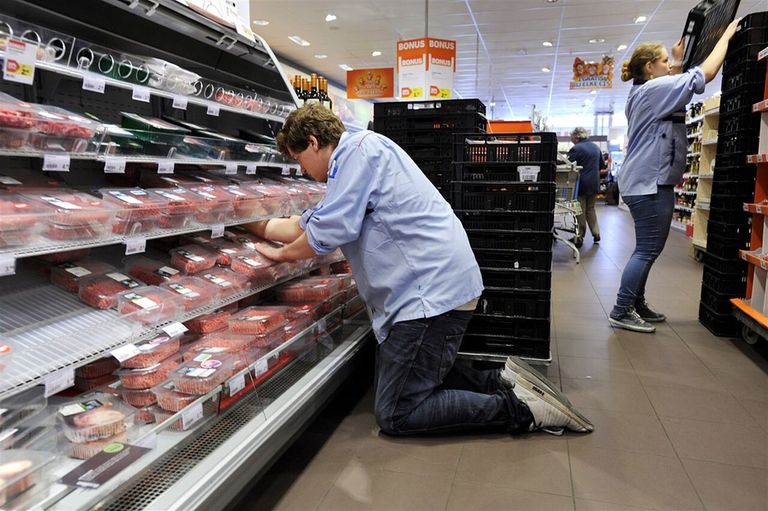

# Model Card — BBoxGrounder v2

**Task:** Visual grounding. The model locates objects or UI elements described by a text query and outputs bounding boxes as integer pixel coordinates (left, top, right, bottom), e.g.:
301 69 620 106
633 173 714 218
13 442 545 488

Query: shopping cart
553 155 582 263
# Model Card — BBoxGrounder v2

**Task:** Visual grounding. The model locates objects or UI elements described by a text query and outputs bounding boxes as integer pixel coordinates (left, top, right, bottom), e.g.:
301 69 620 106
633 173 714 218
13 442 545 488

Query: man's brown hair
276 103 345 157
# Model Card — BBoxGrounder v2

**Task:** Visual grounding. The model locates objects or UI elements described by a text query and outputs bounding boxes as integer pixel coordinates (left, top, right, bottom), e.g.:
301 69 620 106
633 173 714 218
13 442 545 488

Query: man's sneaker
609 307 656 333
500 356 572 406
635 299 666 323
513 377 594 434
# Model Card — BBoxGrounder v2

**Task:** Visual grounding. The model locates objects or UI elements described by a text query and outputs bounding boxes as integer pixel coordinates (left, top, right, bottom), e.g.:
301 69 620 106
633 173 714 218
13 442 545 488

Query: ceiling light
542 66 551 72
588 38 606 44
339 64 353 71
590 90 597 95
314 54 328 59
542 41 553 47
371 50 382 57
325 14 337 22
634 15 647 24
489 101 496 107
617 44 628 51
288 35 310 47
545 0 558 3
252 19 270 26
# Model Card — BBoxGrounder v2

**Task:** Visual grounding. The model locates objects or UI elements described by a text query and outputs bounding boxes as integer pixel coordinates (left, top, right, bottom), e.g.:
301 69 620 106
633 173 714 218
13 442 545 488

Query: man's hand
254 233 317 262
254 241 284 261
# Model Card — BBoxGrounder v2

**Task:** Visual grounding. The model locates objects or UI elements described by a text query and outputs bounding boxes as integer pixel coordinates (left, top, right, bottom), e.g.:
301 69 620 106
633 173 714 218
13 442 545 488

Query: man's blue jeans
612 186 675 315
374 309 533 435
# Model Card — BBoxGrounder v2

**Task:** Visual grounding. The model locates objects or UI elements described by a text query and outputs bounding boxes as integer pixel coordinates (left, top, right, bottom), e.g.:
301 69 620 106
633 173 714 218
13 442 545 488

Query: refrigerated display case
0 1 372 509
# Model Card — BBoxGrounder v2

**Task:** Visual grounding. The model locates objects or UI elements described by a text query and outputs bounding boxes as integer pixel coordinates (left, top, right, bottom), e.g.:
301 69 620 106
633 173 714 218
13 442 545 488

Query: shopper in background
248 103 593 436
609 19 740 333
567 127 603 245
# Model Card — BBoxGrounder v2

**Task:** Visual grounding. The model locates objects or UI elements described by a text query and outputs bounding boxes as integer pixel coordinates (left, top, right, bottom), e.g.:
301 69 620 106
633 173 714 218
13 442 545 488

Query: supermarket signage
346 68 395 99
3 37 37 85
570 55 615 90
396 37 456 99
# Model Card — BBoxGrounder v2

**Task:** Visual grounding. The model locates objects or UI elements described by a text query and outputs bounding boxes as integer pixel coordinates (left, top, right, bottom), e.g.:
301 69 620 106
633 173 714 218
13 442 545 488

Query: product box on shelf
116 286 184 324
125 256 183 286
56 393 138 459
74 373 118 392
152 380 200 412
0 192 50 248
275 277 344 303
171 353 235 394
207 240 254 266
0 449 57 507
121 334 182 369
182 332 255 361
51 260 116 293
147 188 206 230
75 357 120 380
159 276 222 312
195 267 251 298
230 253 278 284
21 189 120 241
170 244 219 274
186 185 236 224
227 306 287 335
115 352 182 390
32 105 102 154
99 188 166 235
78 271 145 309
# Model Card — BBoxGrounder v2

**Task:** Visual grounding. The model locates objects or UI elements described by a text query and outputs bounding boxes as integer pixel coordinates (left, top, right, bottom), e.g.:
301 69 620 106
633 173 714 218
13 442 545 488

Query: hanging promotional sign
570 55 615 90
346 68 395 99
426 37 456 99
397 38 428 99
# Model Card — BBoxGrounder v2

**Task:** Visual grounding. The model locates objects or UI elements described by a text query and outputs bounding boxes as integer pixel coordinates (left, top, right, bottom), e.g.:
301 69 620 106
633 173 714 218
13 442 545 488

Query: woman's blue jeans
612 185 675 315
374 310 533 436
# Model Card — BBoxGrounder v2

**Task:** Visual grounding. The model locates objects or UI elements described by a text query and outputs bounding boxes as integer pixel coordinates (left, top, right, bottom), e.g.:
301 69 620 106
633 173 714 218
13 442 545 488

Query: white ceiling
249 0 767 129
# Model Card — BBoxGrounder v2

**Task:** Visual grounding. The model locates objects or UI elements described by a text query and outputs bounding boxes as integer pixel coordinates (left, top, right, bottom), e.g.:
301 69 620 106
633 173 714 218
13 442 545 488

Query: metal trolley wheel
741 325 761 345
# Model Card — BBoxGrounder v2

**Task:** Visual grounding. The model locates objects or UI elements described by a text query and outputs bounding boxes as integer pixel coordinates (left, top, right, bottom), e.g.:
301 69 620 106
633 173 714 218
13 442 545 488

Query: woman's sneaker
635 299 666 322
512 377 594 434
609 307 656 333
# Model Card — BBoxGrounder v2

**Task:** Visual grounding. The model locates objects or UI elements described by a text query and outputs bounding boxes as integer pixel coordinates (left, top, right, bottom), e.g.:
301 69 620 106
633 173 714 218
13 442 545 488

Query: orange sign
346 68 395 99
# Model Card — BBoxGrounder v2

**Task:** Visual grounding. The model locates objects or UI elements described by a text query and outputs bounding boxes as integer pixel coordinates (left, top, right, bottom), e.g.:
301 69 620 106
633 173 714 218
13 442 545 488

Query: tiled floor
240 204 768 511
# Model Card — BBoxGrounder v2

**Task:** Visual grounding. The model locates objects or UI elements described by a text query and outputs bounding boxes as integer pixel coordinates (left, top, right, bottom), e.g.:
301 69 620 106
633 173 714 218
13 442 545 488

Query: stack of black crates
700 12 768 336
453 133 556 359
373 99 487 200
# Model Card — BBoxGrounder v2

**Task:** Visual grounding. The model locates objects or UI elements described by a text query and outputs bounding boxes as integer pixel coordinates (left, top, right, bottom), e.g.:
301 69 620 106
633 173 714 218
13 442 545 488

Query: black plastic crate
722 60 768 90
416 158 452 173
724 43 768 73
706 231 750 258
700 282 742 315
710 192 755 210
455 133 557 164
715 152 751 168
711 180 756 197
467 314 550 340
703 251 749 274
460 333 550 359
375 113 486 132
403 145 453 160
737 11 768 30
453 182 555 212
466 230 553 251
711 165 756 182
475 288 551 319
456 210 554 232
480 268 552 290
382 128 456 146
718 134 760 155
374 99 486 117
706 219 751 239
473 248 553 271
708 206 753 224
702 265 748 295
720 89 764 115
454 161 556 183
719 109 761 136
698 301 739 337
421 170 452 186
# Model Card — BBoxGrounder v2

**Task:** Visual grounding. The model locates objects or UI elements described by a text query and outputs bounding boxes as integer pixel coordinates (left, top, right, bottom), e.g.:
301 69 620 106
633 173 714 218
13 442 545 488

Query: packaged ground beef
187 185 235 224
147 187 204 230
184 303 237 333
115 353 182 389
220 185 268 220
73 374 118 392
119 388 157 408
116 286 184 324
230 254 278 284
195 267 250 298
75 357 120 379
56 394 135 443
66 432 128 460
125 256 183 286
51 260 116 293
160 276 221 312
275 277 344 303
79 272 145 309
0 192 48 234
228 306 287 335
37 248 91 264
120 335 181 369
170 244 218 273
152 380 199 412
100 188 164 235
32 106 99 153
171 354 234 394
21 189 119 229
208 241 253 266
182 332 253 362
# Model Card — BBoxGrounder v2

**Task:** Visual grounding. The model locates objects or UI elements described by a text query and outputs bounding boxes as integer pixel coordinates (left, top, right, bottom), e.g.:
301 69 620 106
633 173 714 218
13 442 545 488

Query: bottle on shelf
305 74 321 105
293 74 303 99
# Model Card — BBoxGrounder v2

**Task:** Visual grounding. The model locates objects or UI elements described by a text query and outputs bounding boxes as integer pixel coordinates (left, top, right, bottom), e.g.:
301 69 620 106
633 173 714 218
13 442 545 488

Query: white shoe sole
608 317 655 333
505 357 572 407
515 376 594 433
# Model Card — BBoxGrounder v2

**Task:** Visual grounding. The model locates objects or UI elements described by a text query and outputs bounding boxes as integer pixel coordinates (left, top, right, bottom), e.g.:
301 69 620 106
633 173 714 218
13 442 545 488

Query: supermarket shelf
0 254 344 401
753 99 768 113
759 46 768 61
671 220 688 232
674 205 694 213
0 52 290 124
674 189 697 196
702 138 718 146
687 152 701 158
732 297 768 331
692 238 706 249
747 153 768 164
697 203 711 211
687 131 702 139
743 202 768 215
51 311 372 511
739 249 768 270
687 114 704 124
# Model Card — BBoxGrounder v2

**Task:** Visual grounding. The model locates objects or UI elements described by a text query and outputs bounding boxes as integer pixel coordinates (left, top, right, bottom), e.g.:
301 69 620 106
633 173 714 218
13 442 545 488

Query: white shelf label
172 95 188 110
281 165 291 176
45 368 75 397
224 163 238 175
181 402 204 429
162 322 188 338
207 104 220 116
124 237 147 255
82 74 106 93
111 343 141 362
245 163 257 175
104 157 127 174
43 154 70 172
131 85 151 103
253 358 268 378
210 224 225 238
157 160 175 174
3 37 37 85
0 254 16 277
227 373 246 396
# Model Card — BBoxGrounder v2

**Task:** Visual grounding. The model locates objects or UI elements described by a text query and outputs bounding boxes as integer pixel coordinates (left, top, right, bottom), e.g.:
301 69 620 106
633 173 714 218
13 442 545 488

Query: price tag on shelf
206 103 220 116
245 163 257 175
162 322 188 338
181 402 204 429
157 160 174 174
172 95 188 110
45 368 75 397
2 37 36 85
124 237 147 255
82 74 106 94
224 163 238 175
227 373 246 396
104 157 127 174
131 85 151 103
253 358 268 378
43 154 70 172
210 224 225 239
111 344 141 362
281 165 291 176
0 254 16 277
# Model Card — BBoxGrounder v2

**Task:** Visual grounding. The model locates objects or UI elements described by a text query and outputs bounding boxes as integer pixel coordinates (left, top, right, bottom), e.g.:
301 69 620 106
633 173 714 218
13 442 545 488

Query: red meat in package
0 193 48 232
79 272 144 309
228 306 287 335
125 256 183 286
171 355 235 394
208 241 253 266
195 267 250 298
275 277 344 303
51 260 116 293
21 190 118 227
184 303 238 333
100 188 163 235
230 253 278 283
160 276 221 312
187 185 235 224
170 244 218 273
116 286 183 324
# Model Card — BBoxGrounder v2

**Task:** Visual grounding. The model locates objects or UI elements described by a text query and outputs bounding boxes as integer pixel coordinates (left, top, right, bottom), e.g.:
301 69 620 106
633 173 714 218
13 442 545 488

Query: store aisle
239 204 768 511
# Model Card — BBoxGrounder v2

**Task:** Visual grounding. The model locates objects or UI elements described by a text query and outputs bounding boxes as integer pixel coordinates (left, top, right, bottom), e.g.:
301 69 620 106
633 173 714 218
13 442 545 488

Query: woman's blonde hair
621 43 665 82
